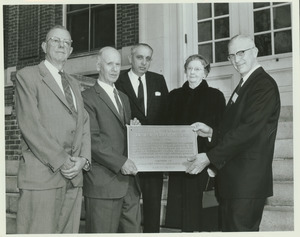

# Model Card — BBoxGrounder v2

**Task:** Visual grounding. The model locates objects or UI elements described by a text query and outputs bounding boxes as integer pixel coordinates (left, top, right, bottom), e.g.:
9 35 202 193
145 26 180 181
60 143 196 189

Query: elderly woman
165 54 226 232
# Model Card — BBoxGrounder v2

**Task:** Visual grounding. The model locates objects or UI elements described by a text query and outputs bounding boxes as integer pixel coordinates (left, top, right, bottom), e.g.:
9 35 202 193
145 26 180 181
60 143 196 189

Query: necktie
59 71 77 114
113 88 124 122
235 78 244 95
138 77 145 114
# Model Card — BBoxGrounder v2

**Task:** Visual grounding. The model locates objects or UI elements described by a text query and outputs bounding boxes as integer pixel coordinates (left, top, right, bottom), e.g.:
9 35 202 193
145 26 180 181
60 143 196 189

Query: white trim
62 5 67 27
5 66 16 87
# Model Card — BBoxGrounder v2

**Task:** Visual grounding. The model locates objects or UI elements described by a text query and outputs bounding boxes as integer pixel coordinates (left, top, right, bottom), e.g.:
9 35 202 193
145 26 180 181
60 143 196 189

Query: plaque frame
127 125 198 172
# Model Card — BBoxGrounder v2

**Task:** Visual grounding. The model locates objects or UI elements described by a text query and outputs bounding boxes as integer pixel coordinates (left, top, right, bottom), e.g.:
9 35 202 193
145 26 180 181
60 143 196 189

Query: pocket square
155 91 161 96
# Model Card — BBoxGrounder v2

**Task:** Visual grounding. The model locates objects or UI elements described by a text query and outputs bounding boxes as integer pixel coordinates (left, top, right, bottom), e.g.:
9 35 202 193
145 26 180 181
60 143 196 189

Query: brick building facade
4 4 139 233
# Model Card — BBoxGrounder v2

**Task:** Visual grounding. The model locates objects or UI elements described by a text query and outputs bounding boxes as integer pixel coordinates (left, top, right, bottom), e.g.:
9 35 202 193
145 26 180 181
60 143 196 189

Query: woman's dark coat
165 80 226 231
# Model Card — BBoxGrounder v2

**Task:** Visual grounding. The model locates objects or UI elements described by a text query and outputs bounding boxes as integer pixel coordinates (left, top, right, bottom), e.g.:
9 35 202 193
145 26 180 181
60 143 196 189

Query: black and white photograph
1 0 298 236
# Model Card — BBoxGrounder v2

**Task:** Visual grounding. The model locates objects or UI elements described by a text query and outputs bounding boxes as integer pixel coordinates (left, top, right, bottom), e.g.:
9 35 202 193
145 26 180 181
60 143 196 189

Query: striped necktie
59 71 77 114
113 88 124 122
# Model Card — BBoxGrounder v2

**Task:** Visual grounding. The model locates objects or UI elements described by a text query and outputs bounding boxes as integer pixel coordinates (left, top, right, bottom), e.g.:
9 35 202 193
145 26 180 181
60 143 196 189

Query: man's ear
253 47 259 57
96 59 101 71
41 42 47 53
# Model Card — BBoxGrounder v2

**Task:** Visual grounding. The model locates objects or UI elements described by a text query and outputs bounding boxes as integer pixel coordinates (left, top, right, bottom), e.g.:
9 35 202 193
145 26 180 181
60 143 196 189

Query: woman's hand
130 117 141 125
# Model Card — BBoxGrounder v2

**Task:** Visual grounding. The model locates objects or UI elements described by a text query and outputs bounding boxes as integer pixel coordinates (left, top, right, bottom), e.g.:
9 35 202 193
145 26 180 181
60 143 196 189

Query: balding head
228 35 255 50
97 47 121 86
227 35 259 77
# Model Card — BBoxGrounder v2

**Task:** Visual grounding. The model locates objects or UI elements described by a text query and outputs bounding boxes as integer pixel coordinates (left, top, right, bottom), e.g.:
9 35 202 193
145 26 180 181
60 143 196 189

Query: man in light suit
188 35 281 231
116 43 169 233
15 25 91 234
82 46 141 233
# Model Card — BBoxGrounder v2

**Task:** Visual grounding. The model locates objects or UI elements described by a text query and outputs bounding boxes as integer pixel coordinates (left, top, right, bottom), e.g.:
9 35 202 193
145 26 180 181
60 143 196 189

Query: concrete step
266 181 293 206
260 206 294 231
6 193 19 214
6 213 16 234
273 157 293 181
279 106 292 122
276 121 293 139
274 139 293 158
6 176 18 193
6 159 19 176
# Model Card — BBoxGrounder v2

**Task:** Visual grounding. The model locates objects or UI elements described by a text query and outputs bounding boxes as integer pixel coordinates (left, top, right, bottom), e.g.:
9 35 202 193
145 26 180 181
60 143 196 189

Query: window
197 3 230 63
67 4 115 53
253 2 292 56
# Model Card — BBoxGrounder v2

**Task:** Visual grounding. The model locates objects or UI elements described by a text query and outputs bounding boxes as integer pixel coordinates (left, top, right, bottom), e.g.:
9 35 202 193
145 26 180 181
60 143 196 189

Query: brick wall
5 74 21 162
4 5 19 68
117 4 139 49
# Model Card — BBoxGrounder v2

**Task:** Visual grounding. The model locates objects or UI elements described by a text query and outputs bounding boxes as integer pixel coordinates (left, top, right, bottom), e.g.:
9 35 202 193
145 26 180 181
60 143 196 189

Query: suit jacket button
69 111 72 114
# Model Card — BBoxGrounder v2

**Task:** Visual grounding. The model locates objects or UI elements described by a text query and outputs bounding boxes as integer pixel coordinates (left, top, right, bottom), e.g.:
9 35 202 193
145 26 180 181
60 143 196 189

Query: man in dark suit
116 43 169 232
15 25 91 234
82 46 141 233
188 35 281 231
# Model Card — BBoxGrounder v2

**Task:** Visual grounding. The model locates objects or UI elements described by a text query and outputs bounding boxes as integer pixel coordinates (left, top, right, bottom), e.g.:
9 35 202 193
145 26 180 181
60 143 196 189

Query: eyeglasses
47 36 73 47
187 67 204 73
227 47 255 61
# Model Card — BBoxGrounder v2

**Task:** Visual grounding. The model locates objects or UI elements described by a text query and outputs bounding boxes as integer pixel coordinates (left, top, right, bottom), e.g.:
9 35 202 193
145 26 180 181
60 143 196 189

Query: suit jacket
115 70 169 125
82 82 140 199
15 61 91 190
207 67 281 199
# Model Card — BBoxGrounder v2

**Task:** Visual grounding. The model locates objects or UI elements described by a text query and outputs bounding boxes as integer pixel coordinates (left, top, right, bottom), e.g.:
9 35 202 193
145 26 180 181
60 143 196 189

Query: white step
279 106 292 122
276 121 293 139
5 160 19 176
274 139 293 158
273 158 293 181
260 206 294 231
6 213 17 234
266 181 293 206
6 193 19 214
6 176 18 193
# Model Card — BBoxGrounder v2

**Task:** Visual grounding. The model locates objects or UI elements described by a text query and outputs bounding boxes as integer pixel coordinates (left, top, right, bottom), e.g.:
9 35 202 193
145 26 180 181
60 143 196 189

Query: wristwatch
81 157 91 171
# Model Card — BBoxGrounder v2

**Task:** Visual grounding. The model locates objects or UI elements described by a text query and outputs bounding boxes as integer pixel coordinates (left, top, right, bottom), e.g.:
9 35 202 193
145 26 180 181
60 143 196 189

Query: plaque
127 125 198 172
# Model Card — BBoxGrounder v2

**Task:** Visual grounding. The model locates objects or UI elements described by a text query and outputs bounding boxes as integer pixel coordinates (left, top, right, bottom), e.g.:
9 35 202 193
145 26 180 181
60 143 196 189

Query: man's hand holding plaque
186 153 210 175
122 117 141 176
191 122 213 138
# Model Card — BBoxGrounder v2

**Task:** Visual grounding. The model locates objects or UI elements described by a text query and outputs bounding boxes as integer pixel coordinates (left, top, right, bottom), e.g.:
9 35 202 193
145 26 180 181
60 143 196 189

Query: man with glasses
187 34 281 231
15 25 91 233
116 43 169 232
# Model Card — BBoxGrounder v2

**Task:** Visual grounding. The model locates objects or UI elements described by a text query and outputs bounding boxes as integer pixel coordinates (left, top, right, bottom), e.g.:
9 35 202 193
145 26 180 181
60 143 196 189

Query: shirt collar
128 69 145 81
44 60 61 73
242 64 261 85
97 79 116 94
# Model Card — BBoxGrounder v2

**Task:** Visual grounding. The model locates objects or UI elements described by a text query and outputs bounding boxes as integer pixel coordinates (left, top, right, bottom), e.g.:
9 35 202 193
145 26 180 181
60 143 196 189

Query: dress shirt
241 64 261 86
97 80 123 113
128 69 147 115
44 60 77 110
